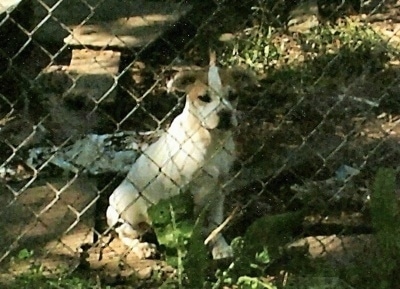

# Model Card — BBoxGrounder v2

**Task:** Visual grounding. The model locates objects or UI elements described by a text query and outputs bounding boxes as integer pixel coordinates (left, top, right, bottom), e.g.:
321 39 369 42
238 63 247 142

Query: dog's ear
227 67 259 89
168 71 202 92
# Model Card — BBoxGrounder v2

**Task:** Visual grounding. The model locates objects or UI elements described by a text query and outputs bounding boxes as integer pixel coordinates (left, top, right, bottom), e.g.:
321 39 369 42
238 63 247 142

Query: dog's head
168 53 258 130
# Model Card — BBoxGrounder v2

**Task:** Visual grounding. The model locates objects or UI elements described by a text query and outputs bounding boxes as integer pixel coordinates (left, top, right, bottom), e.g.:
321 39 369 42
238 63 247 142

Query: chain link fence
1 0 400 287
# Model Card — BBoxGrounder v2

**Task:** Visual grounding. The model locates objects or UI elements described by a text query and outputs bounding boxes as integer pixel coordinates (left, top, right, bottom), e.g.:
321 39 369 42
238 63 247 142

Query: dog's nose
217 110 233 130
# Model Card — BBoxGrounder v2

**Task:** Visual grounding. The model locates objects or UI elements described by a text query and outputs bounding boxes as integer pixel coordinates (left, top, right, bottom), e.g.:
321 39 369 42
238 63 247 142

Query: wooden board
67 49 121 103
41 49 121 104
33 0 191 48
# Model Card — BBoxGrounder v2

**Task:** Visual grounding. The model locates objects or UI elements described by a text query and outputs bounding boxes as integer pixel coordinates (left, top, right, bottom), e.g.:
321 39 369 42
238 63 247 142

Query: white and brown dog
106 52 257 259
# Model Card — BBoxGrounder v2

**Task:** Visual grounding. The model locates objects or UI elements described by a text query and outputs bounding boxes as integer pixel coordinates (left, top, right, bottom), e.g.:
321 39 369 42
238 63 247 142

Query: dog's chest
169 131 235 181
201 132 235 178
126 124 236 205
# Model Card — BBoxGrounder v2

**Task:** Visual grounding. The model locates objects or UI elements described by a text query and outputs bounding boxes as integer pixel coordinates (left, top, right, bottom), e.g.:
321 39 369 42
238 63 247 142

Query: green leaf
184 207 209 288
17 248 34 260
255 248 270 265
148 193 194 227
370 168 400 288
237 276 277 289
156 221 193 249
230 211 304 278
148 193 196 271
243 210 304 260
148 193 194 248
371 168 398 232
148 192 212 287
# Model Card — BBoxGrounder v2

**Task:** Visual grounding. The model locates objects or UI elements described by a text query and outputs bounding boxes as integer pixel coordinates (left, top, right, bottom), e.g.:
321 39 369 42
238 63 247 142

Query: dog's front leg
206 190 233 259
192 178 233 259
106 191 156 259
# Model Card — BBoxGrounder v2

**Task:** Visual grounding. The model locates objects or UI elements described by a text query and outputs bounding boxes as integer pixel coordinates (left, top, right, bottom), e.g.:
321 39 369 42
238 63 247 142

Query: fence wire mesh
1 0 400 287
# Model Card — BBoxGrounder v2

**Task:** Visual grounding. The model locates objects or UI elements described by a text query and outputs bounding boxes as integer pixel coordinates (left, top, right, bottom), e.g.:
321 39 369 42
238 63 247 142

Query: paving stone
0 177 97 272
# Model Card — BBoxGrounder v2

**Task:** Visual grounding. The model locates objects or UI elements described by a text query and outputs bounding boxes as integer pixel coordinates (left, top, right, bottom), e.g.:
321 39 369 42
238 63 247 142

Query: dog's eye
198 93 212 103
227 91 238 101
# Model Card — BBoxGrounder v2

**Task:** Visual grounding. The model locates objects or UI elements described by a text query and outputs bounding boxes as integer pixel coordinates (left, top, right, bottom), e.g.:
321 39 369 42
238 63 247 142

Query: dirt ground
1 0 400 287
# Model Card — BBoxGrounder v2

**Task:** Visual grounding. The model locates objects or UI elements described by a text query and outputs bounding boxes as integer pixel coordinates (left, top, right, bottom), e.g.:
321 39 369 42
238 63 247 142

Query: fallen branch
204 206 239 245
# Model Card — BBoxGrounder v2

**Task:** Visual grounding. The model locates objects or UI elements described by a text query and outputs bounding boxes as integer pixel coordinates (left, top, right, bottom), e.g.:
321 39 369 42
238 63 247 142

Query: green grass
221 13 398 83
4 265 107 289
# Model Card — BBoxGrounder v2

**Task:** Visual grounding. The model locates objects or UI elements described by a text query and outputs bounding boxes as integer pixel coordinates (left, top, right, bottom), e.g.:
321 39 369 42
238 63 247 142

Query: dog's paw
131 242 157 259
212 244 233 259
211 237 233 260
119 232 157 259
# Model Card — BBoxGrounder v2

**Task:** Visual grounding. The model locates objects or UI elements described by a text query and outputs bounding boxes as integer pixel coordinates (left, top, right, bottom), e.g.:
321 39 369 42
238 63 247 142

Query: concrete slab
33 0 191 48
0 177 97 272
0 0 22 14
289 234 375 264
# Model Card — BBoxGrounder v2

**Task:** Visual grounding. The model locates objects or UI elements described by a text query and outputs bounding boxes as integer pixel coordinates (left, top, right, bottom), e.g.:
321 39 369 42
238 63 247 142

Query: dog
106 52 257 259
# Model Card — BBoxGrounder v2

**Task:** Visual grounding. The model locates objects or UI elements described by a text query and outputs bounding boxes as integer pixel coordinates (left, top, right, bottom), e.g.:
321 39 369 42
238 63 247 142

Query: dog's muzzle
217 110 236 130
